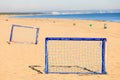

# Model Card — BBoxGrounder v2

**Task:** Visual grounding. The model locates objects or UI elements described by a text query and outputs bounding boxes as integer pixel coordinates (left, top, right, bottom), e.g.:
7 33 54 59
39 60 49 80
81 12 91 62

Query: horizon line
0 9 120 13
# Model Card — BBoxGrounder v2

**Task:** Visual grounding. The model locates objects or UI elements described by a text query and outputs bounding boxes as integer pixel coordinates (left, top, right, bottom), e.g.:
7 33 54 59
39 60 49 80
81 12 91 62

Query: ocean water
15 13 120 22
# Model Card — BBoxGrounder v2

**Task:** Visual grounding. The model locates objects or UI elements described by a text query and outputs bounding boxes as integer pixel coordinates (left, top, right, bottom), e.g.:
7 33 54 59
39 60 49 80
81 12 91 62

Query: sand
0 15 120 80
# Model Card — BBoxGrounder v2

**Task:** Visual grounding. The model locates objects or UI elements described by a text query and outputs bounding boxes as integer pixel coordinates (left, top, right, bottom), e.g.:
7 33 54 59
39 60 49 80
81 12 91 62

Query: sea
14 10 120 22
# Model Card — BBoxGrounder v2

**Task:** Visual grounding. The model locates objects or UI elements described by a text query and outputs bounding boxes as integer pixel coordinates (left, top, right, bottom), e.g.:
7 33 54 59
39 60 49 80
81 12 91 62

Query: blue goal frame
9 24 39 44
45 37 107 74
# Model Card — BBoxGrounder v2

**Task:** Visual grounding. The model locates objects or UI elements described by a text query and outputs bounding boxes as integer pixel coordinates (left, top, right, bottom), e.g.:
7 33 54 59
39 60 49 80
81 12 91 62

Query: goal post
9 24 39 44
45 37 107 74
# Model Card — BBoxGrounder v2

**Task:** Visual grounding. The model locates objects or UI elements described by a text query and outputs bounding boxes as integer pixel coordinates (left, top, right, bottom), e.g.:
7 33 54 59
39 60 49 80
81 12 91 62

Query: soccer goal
9 25 39 44
45 37 107 74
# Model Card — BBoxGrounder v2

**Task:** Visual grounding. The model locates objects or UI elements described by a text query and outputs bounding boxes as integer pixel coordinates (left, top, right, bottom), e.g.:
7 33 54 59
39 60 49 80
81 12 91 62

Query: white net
47 40 102 73
11 26 37 44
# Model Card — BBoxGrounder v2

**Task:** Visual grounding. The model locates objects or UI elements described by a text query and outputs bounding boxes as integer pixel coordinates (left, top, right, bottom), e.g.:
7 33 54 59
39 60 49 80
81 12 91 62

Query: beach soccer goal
9 25 39 44
45 37 107 74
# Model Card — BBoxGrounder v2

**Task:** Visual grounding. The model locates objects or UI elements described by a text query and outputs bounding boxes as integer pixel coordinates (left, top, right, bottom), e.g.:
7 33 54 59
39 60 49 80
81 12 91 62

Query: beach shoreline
9 12 120 22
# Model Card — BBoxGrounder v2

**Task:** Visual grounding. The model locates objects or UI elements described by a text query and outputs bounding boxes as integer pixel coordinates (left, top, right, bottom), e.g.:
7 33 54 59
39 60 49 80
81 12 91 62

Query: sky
0 0 120 12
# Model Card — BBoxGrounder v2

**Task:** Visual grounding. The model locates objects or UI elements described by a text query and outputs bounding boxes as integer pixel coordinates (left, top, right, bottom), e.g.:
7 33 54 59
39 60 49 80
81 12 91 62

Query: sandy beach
0 15 120 80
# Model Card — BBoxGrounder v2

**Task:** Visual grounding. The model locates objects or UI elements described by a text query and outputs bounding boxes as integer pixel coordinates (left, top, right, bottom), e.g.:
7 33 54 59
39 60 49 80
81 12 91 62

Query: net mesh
47 40 102 73
12 26 37 44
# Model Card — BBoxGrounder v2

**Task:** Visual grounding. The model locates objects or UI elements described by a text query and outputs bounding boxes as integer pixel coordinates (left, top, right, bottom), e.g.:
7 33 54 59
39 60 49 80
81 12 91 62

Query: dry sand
0 15 120 80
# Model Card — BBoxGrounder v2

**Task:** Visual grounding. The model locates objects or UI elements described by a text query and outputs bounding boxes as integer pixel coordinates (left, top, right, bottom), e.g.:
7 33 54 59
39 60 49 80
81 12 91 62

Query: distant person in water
104 23 107 29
